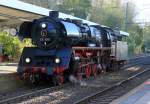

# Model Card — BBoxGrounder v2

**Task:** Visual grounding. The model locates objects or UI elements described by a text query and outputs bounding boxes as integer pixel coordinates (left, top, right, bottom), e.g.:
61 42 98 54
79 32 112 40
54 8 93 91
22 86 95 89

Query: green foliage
57 0 91 19
127 25 144 55
0 32 18 56
0 32 32 61
143 27 150 51
90 0 124 29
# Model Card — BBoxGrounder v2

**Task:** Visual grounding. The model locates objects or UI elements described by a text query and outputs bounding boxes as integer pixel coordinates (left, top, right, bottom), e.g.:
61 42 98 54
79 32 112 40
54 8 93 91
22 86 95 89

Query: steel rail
0 84 68 104
74 67 150 104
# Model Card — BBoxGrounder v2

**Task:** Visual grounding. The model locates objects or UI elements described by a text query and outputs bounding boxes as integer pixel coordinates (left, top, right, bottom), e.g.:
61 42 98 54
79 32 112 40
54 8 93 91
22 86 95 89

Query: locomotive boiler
19 13 102 49
17 11 119 85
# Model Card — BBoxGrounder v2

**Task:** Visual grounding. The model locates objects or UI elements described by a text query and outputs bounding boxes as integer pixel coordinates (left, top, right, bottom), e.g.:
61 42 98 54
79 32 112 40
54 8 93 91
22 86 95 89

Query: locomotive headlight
25 57 31 63
74 56 80 61
55 58 60 64
41 23 47 28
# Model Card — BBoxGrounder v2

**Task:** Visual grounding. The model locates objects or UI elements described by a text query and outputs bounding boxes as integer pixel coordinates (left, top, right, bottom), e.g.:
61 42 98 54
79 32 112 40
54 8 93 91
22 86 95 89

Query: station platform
111 79 150 104
0 63 21 93
0 63 17 76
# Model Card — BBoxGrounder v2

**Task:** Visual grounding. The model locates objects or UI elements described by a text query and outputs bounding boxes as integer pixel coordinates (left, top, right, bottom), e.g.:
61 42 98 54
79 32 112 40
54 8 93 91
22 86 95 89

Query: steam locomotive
17 11 127 85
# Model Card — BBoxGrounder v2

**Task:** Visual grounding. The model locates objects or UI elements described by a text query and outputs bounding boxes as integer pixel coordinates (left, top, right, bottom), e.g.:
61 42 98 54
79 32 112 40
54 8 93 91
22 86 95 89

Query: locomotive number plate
41 30 47 37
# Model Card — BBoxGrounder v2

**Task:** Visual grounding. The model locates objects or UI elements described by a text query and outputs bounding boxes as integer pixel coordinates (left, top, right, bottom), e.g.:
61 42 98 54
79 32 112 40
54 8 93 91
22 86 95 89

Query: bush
0 32 19 61
0 32 24 62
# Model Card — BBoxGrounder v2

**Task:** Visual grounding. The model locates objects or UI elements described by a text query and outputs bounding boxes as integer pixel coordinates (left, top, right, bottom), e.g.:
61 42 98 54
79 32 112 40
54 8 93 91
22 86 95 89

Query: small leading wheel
22 72 30 80
29 74 40 85
71 60 82 81
52 74 64 86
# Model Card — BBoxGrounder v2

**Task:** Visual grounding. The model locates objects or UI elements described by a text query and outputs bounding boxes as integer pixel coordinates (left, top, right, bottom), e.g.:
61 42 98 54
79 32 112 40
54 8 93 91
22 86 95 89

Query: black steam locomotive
17 11 120 85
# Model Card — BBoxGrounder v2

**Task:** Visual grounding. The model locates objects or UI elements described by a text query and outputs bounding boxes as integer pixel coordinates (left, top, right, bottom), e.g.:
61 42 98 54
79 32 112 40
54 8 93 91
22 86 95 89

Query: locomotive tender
17 11 128 85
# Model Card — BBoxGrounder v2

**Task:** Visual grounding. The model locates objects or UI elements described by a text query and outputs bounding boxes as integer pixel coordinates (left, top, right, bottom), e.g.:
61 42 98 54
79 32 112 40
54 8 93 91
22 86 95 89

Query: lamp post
125 1 129 31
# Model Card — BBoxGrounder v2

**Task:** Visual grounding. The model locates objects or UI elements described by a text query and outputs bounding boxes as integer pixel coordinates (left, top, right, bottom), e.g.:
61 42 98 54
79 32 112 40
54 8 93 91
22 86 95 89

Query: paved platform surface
0 63 24 93
0 63 17 75
111 79 150 104
0 66 17 73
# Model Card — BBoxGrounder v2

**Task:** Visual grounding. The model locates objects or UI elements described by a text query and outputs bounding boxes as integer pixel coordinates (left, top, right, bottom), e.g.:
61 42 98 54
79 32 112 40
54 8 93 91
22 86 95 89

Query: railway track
74 66 150 104
123 55 150 69
0 55 150 104
0 84 68 104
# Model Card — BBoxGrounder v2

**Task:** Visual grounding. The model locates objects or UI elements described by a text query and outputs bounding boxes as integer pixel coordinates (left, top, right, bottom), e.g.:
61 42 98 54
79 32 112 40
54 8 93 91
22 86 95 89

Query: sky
131 0 150 23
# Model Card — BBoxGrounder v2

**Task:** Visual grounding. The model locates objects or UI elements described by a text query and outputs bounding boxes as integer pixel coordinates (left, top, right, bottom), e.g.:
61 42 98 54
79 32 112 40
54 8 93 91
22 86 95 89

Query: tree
143 27 150 51
56 0 91 19
0 31 32 62
90 0 124 29
0 32 20 60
